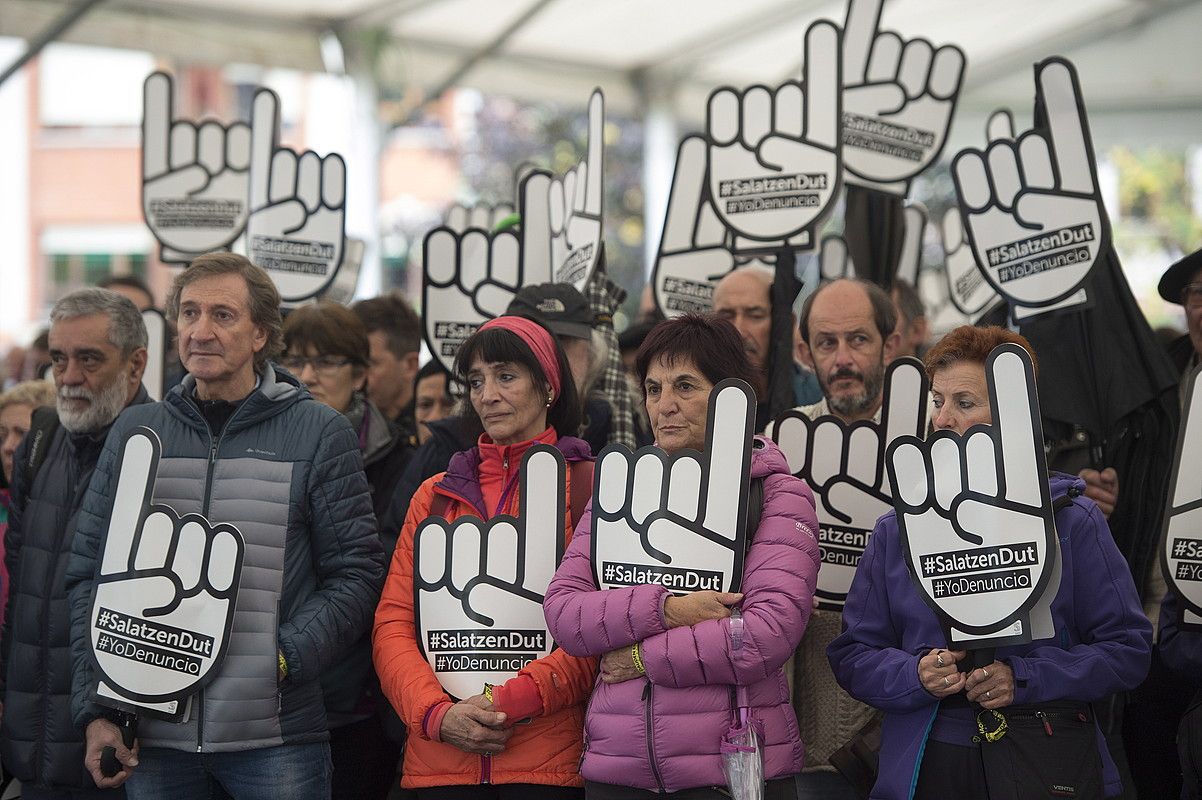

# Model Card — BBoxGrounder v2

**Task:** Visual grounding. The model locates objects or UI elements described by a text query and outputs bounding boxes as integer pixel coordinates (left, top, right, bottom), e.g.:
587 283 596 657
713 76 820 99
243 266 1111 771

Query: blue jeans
125 742 331 800
794 770 860 800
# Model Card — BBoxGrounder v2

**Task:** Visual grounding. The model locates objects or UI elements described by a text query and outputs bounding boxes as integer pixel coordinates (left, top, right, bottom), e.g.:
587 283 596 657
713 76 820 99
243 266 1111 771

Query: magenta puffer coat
543 437 820 792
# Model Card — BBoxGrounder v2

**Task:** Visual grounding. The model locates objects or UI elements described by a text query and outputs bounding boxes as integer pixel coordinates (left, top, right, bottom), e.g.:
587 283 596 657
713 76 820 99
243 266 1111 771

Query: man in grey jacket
66 254 385 799
1 288 149 799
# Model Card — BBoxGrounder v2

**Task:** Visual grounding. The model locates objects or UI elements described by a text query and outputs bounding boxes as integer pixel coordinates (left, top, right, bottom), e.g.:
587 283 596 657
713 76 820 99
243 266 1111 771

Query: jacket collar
435 432 593 515
169 364 305 434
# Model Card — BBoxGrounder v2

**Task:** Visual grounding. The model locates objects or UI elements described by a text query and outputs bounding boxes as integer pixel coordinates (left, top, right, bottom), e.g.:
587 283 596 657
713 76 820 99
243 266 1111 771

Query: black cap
506 283 593 340
1159 247 1202 304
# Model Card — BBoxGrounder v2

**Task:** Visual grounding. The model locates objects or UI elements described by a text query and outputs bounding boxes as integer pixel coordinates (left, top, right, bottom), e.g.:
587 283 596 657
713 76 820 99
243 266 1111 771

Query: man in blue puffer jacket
65 254 385 800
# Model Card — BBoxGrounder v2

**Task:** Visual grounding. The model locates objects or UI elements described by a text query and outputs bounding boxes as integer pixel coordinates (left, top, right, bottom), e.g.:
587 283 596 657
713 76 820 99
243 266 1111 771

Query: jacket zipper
482 753 492 784
196 410 236 753
643 683 666 792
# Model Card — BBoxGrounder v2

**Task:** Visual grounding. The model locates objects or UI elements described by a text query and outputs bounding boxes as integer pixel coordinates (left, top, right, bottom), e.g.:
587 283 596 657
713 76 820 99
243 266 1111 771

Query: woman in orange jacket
374 316 596 798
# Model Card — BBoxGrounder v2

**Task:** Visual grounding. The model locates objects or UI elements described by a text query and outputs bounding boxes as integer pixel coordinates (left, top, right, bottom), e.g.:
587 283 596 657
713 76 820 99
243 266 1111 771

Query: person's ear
883 329 902 363
798 338 815 370
912 317 931 350
127 347 148 385
402 351 420 380
352 365 367 392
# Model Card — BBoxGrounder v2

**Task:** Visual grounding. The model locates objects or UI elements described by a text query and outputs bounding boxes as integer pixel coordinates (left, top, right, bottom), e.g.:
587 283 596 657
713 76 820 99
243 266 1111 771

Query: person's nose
478 375 500 404
189 313 216 342
59 357 85 386
932 404 956 432
2 430 20 458
298 361 319 385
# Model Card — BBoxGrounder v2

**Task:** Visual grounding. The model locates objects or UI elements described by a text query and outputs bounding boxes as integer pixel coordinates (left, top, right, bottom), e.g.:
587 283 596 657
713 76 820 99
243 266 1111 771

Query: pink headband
479 315 562 402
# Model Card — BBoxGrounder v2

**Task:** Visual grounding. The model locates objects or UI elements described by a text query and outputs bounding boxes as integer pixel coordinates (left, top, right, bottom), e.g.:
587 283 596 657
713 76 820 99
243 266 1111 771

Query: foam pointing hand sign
1162 366 1202 628
414 446 565 700
89 428 244 715
952 59 1107 309
705 22 842 253
840 0 966 195
245 89 347 303
422 170 554 374
545 90 605 291
888 345 1058 648
142 72 253 264
592 380 755 594
773 358 928 610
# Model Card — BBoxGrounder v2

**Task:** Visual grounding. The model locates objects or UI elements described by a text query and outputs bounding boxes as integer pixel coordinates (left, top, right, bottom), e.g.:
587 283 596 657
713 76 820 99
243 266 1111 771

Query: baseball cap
1158 247 1202 304
506 283 594 340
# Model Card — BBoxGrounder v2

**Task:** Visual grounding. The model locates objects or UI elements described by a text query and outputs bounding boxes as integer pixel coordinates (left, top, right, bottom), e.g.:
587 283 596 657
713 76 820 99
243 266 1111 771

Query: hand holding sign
592 380 755 595
952 59 1105 308
1162 367 1202 626
706 22 841 246
840 0 965 194
888 345 1057 646
245 89 346 303
89 428 244 707
414 446 565 700
773 358 928 609
422 171 554 374
142 72 252 262
542 90 604 290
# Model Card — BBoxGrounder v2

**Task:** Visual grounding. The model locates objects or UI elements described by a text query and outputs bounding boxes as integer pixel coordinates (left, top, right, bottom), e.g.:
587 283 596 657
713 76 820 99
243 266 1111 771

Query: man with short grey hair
67 253 384 799
1 288 149 799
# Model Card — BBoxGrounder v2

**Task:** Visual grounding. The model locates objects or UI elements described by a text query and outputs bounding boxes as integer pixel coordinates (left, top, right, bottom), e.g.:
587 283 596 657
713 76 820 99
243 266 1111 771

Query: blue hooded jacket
828 473 1151 799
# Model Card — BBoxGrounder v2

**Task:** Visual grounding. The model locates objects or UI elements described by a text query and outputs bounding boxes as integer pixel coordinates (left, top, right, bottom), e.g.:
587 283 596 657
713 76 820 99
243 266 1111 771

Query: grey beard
825 364 886 419
57 376 129 433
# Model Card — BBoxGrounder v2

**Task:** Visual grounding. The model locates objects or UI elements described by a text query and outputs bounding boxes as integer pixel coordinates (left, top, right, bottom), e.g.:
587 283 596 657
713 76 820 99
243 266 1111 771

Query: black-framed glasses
280 355 354 376
1183 283 1202 310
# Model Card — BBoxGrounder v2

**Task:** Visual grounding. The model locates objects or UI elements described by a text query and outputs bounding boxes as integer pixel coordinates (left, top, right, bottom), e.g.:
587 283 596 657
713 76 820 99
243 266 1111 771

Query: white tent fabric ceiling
2 0 1201 145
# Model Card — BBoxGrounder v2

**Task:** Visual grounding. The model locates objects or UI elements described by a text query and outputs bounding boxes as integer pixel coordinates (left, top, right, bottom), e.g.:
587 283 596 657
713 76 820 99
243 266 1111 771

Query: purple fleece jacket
543 437 821 792
828 473 1152 800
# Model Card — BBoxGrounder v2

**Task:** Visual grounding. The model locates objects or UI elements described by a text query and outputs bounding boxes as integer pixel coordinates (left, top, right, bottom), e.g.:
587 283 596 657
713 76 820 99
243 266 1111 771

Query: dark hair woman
544 314 820 799
374 316 593 798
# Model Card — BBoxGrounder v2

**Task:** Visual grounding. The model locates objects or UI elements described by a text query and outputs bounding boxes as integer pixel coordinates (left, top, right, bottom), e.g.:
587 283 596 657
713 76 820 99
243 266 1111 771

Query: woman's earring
546 391 554 407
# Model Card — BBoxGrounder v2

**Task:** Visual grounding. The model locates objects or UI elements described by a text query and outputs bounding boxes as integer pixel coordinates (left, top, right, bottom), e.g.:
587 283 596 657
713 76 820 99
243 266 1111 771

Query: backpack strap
568 460 595 532
22 405 61 492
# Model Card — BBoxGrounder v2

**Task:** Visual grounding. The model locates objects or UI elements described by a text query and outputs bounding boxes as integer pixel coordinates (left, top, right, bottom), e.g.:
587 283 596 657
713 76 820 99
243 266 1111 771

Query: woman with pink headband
374 315 595 798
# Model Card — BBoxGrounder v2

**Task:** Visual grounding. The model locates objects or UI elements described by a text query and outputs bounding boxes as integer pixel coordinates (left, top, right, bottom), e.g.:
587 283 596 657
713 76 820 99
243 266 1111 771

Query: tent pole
0 0 108 89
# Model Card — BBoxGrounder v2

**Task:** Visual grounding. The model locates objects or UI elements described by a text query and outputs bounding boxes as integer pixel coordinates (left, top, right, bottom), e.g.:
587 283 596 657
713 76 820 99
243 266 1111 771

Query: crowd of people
0 239 1198 800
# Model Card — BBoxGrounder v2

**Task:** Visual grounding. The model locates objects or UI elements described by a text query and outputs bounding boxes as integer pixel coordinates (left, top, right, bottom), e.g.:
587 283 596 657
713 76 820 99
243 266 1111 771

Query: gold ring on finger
943 676 951 687
986 690 992 699
936 652 945 667
982 667 990 678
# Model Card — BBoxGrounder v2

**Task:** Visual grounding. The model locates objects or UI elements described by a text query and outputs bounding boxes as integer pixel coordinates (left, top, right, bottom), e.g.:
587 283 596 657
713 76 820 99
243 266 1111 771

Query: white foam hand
592 381 756 595
414 446 565 699
940 113 1011 317
1162 367 1202 624
773 359 927 608
706 22 841 248
888 345 1057 642
141 72 252 263
840 0 965 194
244 89 346 303
544 90 604 290
952 59 1104 309
422 171 554 374
89 429 244 705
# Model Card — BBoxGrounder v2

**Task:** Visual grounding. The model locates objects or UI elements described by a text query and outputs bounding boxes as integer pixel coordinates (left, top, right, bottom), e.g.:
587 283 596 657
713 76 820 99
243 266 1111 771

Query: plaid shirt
585 257 637 451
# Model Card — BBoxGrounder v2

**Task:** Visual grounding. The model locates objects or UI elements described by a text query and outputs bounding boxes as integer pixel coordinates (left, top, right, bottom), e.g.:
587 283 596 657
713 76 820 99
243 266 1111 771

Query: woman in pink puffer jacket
544 314 821 799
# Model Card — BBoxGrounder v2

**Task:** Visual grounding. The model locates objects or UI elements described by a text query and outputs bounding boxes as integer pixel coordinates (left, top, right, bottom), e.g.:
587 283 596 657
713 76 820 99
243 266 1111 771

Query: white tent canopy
3 0 1202 148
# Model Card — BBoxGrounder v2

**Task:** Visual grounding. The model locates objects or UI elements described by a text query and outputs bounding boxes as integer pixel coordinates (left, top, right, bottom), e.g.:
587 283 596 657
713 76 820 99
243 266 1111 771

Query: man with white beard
0 288 148 799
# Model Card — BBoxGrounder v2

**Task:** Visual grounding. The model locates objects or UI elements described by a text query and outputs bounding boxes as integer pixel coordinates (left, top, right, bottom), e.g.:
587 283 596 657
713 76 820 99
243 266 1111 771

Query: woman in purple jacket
828 326 1152 799
544 314 821 799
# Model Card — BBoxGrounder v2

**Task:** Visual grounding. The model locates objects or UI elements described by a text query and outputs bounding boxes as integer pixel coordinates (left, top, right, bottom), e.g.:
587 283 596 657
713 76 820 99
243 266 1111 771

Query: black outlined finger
771 412 812 476
584 89 604 215
930 435 963 512
248 88 280 210
987 345 1045 509
708 89 740 146
174 519 207 591
450 521 482 593
595 448 631 519
520 169 553 284
196 121 225 176
866 32 903 84
296 151 322 213
459 229 490 292
842 0 882 84
416 521 449 587
775 82 803 139
102 429 162 575
803 20 841 150
882 357 929 445
741 86 772 148
322 154 346 208
226 122 251 171
208 527 241 594
987 109 1015 143
1037 58 1095 195
269 149 296 204
132 510 174 572
889 439 930 508
953 150 992 212
489 229 520 289
659 136 710 253
986 140 1022 209
898 39 934 99
667 458 703 521
517 445 565 591
895 203 926 286
486 521 520 585
1018 131 1055 190
170 122 196 170
941 207 965 252
142 72 172 179
423 228 457 284
929 45 965 100
964 430 998 495
700 380 755 537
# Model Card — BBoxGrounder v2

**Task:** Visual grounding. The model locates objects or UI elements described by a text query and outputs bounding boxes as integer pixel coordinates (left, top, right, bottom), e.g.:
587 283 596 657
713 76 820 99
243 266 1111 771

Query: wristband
482 683 495 704
631 643 646 675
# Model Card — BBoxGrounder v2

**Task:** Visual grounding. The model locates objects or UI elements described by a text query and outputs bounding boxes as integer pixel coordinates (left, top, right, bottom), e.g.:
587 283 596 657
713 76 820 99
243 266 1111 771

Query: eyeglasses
1183 283 1202 311
279 355 354 376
